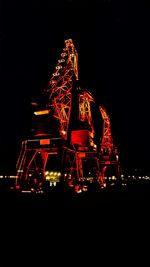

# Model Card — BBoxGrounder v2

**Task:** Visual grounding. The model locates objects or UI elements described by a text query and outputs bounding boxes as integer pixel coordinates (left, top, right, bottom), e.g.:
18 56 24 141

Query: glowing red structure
33 39 78 138
99 106 120 183
99 106 113 154
16 39 78 186
45 39 79 139
16 39 121 189
64 88 99 183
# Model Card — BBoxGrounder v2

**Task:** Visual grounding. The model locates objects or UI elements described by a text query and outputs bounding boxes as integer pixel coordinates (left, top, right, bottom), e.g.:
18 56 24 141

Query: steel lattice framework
16 39 121 189
45 39 78 138
99 105 121 184
99 106 113 154
79 91 95 131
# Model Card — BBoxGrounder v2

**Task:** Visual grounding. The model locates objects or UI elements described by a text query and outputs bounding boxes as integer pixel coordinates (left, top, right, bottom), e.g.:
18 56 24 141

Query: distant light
16 185 20 190
83 186 88 191
76 189 82 194
31 102 38 106
18 170 23 173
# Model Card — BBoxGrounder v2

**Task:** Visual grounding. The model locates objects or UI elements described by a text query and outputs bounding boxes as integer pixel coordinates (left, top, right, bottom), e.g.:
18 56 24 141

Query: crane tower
16 39 78 188
99 106 121 183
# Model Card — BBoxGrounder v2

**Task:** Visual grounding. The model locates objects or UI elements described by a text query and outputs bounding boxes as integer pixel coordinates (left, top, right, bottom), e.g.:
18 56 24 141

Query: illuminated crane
16 38 121 190
99 106 120 183
63 89 99 182
16 39 79 186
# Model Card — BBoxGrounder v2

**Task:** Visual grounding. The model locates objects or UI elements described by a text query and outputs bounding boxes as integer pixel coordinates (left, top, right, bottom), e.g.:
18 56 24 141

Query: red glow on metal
99 106 113 153
79 91 94 129
46 39 79 139
16 39 121 189
40 139 50 145
105 161 110 165
71 130 90 146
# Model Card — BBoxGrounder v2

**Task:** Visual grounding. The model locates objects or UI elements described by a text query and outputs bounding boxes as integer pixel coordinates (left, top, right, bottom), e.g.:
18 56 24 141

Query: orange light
40 139 50 145
34 110 50 115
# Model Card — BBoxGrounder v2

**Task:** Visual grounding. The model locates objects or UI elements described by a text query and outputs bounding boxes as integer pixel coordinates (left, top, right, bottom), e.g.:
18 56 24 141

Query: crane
16 39 79 186
16 39 121 190
99 106 120 184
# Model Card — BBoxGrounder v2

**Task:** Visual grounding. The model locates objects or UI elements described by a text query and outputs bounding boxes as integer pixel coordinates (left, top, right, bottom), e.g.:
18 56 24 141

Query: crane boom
45 39 79 138
99 106 113 153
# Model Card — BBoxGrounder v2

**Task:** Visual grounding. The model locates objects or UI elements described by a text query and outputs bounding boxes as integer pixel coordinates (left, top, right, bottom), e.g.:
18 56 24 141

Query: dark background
0 3 150 262
0 0 150 174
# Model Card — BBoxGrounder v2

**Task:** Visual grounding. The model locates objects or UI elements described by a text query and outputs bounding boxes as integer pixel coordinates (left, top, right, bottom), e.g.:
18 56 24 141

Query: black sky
1 0 150 173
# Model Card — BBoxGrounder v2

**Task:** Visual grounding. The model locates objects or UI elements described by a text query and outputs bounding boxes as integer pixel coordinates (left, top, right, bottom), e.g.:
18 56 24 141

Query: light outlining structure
99 106 113 153
79 91 95 131
16 39 121 189
46 39 79 138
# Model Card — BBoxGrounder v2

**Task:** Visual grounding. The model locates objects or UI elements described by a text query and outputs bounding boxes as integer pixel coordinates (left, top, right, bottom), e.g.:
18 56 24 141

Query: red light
40 139 50 145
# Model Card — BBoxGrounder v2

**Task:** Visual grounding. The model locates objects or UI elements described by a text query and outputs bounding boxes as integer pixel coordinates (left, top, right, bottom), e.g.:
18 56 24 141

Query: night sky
1 0 150 174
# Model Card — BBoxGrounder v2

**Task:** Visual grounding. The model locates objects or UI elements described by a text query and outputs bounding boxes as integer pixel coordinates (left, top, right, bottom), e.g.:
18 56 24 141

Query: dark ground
0 181 149 266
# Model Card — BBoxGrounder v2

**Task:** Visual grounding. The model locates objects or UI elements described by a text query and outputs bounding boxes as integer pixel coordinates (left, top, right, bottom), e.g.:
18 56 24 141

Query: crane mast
99 106 120 183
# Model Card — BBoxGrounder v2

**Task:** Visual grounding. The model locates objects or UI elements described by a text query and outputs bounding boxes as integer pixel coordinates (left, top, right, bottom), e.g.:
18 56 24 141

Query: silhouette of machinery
16 39 121 188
